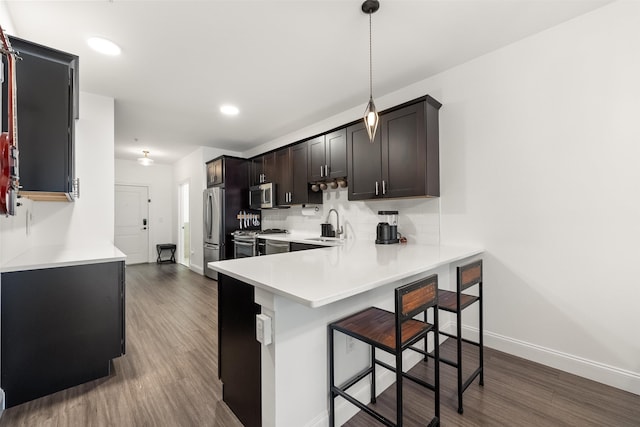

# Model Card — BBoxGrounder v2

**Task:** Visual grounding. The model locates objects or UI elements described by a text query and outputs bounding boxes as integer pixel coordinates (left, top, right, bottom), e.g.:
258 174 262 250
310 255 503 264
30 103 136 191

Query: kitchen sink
305 237 343 244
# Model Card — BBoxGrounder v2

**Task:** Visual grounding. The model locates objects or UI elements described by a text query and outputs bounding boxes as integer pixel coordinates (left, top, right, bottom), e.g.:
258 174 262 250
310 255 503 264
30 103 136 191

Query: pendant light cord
369 12 373 99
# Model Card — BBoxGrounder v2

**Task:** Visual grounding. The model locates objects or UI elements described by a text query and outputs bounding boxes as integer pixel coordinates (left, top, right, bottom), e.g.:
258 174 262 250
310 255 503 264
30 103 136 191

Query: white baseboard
483 328 640 396
443 319 640 396
310 323 640 426
190 264 203 275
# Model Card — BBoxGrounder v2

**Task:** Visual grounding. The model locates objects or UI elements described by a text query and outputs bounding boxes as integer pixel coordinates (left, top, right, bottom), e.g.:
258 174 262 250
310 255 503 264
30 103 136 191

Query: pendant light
362 0 380 142
137 150 154 166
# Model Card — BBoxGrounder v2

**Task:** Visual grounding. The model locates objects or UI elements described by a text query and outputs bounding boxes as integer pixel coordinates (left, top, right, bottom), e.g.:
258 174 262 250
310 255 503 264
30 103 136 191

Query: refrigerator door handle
209 194 214 238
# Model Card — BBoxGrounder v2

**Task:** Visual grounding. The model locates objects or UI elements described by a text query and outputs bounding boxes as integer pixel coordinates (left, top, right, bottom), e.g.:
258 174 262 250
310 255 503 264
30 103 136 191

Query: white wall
115 159 173 263
436 0 640 393
173 146 242 274
1 92 115 263
414 1 638 393
255 1 640 394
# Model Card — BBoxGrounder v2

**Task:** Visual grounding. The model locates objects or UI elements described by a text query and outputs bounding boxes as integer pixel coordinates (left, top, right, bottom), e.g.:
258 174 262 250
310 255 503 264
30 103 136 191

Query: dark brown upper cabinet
250 152 276 185
206 157 223 187
308 128 347 182
275 148 291 205
275 143 322 206
2 36 79 202
346 96 441 201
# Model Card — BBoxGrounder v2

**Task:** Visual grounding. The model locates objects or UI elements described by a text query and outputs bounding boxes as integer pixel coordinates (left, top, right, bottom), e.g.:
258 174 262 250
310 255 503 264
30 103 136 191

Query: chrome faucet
326 209 344 238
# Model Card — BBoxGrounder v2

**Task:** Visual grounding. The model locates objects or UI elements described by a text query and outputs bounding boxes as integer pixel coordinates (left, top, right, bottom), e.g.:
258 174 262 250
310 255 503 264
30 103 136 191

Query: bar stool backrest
395 274 438 322
458 260 482 292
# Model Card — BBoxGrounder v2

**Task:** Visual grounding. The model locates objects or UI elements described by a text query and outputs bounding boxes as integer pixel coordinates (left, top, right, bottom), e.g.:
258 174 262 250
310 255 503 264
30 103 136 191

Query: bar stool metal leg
371 347 377 404
329 326 336 427
456 291 464 414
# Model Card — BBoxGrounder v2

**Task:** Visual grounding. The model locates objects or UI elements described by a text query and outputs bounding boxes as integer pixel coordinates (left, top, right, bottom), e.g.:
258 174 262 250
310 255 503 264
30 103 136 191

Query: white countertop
1 243 127 273
209 240 482 308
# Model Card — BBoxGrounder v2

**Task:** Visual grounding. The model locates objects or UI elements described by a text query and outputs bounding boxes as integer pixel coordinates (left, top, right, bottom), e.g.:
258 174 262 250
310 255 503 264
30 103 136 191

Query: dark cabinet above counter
347 95 441 201
2 36 79 202
275 142 322 206
250 152 276 186
246 94 441 206
308 128 347 182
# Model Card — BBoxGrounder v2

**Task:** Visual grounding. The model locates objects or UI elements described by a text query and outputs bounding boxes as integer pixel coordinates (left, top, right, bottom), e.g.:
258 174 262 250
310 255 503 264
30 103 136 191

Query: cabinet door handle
375 181 379 196
320 166 324 178
325 164 329 177
382 180 386 195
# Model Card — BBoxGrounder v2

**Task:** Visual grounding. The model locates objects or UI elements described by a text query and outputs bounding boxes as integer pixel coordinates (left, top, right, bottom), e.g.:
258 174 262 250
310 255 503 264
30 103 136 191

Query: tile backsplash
261 188 441 245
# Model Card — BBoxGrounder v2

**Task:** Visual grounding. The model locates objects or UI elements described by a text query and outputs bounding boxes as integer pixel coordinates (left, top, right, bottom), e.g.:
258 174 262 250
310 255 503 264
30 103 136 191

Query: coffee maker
375 210 399 244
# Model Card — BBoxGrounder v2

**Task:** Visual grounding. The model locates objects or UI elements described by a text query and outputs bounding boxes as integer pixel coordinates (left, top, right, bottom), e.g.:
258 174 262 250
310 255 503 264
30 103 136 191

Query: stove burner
233 230 260 237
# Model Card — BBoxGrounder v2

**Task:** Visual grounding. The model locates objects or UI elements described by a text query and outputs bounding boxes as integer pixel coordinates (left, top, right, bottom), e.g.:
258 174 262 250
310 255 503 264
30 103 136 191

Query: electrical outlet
346 336 355 354
256 314 272 345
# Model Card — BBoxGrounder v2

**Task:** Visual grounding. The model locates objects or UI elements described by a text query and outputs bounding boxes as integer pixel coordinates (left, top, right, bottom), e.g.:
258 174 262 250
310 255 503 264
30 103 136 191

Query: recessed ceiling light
87 37 121 56
220 105 239 116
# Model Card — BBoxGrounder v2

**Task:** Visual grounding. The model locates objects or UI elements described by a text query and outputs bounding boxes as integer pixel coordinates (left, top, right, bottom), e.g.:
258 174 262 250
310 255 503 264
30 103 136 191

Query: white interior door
178 181 190 266
115 185 149 265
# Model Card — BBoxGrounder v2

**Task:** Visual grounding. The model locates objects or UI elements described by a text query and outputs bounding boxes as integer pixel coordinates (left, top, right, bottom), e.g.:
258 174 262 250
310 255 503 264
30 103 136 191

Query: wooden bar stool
328 274 440 427
437 259 483 414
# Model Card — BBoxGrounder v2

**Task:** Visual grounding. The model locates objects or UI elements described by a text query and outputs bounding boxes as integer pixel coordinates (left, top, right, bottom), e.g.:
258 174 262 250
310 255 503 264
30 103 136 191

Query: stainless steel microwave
249 182 276 209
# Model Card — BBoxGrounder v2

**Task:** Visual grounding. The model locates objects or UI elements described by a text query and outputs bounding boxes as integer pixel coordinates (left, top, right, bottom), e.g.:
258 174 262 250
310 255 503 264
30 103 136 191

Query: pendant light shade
364 96 379 141
137 150 154 166
362 0 380 143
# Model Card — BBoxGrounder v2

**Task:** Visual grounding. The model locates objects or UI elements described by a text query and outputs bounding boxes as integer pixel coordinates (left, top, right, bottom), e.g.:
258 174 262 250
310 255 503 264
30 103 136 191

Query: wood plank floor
0 263 243 427
1 263 639 426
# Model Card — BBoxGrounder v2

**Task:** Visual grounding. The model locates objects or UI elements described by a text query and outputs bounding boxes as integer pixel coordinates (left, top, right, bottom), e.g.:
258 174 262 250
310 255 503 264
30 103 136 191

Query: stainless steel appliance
249 182 276 209
265 240 290 255
232 229 288 258
233 230 259 258
203 187 223 279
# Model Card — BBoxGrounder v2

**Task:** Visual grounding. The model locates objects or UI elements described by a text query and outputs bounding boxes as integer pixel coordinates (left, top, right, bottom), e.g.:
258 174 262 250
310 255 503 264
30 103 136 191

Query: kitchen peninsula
209 240 482 427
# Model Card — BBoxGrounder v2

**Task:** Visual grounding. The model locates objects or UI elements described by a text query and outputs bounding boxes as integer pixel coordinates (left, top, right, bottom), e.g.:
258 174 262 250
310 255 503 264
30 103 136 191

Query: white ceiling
5 0 612 164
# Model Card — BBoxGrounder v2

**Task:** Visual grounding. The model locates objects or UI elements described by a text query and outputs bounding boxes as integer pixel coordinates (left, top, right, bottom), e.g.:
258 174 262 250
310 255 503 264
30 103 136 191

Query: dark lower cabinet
290 242 325 251
218 274 262 427
1 261 125 408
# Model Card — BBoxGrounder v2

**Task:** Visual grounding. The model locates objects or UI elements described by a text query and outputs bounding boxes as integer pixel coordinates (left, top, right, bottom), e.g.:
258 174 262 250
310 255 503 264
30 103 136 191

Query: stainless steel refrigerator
203 186 223 279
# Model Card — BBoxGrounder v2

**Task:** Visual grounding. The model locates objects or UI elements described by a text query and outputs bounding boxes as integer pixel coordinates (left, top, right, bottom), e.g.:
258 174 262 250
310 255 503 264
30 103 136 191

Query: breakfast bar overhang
210 241 483 427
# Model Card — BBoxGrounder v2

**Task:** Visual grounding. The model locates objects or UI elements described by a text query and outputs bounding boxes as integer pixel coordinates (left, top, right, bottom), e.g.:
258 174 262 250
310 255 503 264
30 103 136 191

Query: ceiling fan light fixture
137 150 154 166
362 0 380 143
87 37 121 56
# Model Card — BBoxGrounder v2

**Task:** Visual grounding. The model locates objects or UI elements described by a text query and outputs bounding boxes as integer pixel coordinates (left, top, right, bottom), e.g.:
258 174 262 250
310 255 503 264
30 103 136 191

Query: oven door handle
233 241 256 247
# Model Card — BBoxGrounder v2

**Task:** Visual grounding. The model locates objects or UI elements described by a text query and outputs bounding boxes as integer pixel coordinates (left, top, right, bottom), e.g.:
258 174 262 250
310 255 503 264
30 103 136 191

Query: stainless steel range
232 229 288 258
232 230 260 258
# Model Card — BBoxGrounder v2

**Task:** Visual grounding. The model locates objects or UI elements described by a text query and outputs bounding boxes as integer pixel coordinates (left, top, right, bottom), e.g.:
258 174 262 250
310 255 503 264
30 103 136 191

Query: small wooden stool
156 244 176 263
